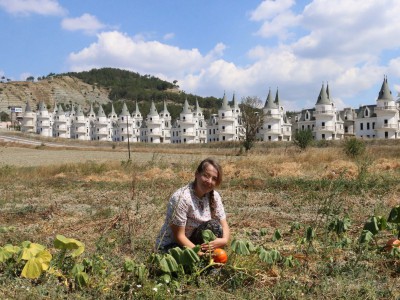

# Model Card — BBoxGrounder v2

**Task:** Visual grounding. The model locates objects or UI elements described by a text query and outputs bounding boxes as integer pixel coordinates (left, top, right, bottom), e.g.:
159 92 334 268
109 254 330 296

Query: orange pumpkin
385 238 400 251
213 248 228 264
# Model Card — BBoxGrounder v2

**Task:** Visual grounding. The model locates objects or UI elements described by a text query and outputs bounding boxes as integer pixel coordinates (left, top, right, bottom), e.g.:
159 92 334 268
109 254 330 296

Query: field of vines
0 139 400 299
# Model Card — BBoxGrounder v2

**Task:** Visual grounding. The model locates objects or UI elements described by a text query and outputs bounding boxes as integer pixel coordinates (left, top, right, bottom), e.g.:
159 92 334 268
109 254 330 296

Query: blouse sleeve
168 188 189 227
213 191 226 220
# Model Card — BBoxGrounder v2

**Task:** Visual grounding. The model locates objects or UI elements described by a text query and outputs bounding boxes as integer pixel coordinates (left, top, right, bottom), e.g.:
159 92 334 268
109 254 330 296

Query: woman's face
194 163 219 197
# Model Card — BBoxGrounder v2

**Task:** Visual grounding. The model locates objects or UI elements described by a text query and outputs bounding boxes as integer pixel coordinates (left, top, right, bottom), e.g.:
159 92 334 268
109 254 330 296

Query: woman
156 158 230 254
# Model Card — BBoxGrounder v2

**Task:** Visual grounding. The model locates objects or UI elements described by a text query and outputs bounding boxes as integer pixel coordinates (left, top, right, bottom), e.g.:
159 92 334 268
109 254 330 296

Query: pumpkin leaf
231 239 250 255
388 206 400 224
272 229 282 242
21 243 46 260
74 271 89 288
202 230 216 243
54 235 85 257
21 257 42 279
181 248 200 265
159 254 179 273
359 230 374 244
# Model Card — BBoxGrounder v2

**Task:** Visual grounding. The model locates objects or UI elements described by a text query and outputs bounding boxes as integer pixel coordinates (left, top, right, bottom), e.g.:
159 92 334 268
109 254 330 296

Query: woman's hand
200 237 228 252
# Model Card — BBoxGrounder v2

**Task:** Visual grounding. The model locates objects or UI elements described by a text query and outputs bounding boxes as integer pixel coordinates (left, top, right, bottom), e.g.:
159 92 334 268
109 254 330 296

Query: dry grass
1 142 400 299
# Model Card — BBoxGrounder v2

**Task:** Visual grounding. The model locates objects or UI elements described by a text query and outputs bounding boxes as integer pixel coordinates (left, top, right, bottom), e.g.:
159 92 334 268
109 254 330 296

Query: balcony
264 112 281 119
314 125 335 132
265 128 282 134
375 105 397 111
314 110 335 116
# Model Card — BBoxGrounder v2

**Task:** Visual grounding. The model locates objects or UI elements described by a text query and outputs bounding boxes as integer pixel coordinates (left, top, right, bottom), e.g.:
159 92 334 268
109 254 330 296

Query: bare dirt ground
0 145 216 167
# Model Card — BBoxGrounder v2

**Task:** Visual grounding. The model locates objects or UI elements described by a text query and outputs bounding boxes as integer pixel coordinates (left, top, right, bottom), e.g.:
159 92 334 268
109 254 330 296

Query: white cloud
163 33 175 40
0 0 66 16
61 13 106 35
250 0 295 21
68 31 223 78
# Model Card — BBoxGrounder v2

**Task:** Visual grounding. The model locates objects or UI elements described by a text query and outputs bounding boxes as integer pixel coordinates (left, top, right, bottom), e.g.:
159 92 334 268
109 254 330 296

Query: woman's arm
170 224 196 249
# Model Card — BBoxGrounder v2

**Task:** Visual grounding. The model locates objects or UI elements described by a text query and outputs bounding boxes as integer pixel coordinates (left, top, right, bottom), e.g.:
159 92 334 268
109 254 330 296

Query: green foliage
293 129 313 150
343 137 366 159
60 68 222 121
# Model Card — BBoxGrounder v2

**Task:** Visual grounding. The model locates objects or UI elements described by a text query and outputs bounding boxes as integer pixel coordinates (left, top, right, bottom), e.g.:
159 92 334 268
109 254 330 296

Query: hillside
0 76 111 115
0 68 222 120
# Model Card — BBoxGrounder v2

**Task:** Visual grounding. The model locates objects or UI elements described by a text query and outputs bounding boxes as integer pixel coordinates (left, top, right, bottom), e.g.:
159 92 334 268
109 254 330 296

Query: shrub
343 137 366 158
293 129 313 150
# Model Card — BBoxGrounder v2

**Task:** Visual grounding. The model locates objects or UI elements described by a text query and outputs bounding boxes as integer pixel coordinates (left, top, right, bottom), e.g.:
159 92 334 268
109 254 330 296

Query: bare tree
240 96 264 151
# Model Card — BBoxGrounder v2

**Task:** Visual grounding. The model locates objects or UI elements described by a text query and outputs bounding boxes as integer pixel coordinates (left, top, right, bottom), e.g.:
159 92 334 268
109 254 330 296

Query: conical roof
149 101 158 116
89 104 95 116
274 89 280 106
160 100 170 115
98 105 106 117
194 98 202 113
232 93 239 109
220 92 230 110
25 101 32 112
264 88 278 109
120 102 130 116
378 76 393 101
316 83 331 105
57 104 64 116
134 101 141 115
182 98 191 114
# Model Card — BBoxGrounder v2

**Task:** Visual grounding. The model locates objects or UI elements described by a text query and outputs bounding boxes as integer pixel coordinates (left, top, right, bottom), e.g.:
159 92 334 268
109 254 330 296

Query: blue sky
1 0 400 111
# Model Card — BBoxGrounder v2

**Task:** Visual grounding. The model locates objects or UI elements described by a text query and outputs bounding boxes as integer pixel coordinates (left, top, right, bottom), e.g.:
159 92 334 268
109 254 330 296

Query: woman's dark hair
194 158 223 218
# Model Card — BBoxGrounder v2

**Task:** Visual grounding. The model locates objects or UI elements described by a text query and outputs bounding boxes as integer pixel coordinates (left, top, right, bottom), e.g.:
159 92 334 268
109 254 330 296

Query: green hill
62 68 222 120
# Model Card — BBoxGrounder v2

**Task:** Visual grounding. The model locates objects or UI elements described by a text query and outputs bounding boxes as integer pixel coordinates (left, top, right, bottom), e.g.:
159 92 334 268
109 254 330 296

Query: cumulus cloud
61 13 106 35
64 0 400 111
67 31 224 78
0 0 66 16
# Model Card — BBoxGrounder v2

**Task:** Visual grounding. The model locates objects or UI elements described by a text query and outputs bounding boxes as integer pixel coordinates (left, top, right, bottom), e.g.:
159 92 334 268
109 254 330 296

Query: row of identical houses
20 76 400 143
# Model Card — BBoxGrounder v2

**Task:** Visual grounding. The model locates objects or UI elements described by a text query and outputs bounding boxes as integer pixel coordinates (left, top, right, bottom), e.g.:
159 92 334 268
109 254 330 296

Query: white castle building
20 77 400 143
20 93 245 144
294 76 400 140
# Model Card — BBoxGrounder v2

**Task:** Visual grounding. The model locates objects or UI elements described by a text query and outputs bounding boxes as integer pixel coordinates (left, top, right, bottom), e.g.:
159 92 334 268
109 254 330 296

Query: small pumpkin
213 248 228 264
385 238 400 251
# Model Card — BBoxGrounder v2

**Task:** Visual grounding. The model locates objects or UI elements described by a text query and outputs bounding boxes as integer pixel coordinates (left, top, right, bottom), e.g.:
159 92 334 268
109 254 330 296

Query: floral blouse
155 183 226 249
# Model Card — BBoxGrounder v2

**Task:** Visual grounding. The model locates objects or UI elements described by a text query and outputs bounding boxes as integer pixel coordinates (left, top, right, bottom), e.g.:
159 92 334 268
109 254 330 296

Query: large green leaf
168 247 183 264
159 254 179 273
202 230 216 243
0 244 20 262
231 239 250 255
75 271 89 288
54 235 85 257
20 249 52 279
180 248 200 265
388 206 400 224
363 216 380 235
21 243 46 260
359 230 374 244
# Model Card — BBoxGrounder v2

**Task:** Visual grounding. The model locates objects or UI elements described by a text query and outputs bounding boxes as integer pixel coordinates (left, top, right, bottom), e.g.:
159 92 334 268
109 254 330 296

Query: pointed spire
57 104 64 116
264 88 278 109
195 98 202 113
121 102 129 116
134 101 140 114
326 82 330 99
149 101 158 116
274 88 280 106
89 104 95 116
76 104 84 117
316 83 330 105
98 105 106 117
111 104 116 115
25 101 32 112
232 93 239 109
182 98 191 114
378 75 393 101
221 92 230 110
